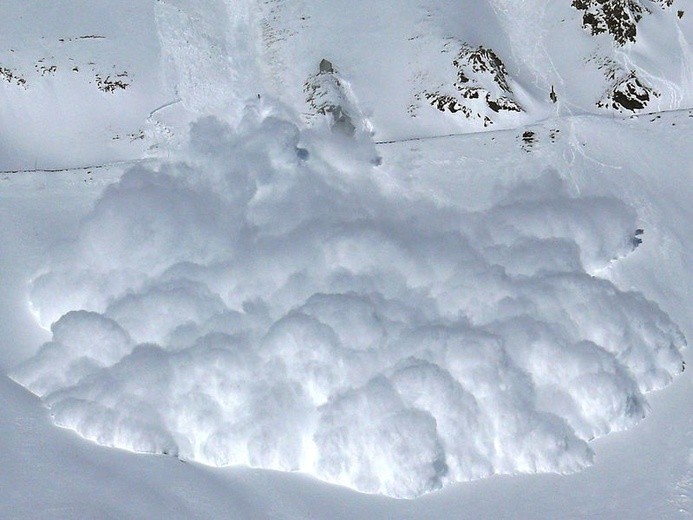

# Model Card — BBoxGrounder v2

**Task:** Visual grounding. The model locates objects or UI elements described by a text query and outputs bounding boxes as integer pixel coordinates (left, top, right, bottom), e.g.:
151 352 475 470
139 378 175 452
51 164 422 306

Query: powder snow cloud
12 100 685 498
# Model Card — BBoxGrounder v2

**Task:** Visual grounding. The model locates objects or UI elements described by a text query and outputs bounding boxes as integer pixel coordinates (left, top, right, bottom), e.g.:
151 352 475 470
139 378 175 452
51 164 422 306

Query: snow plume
12 100 685 498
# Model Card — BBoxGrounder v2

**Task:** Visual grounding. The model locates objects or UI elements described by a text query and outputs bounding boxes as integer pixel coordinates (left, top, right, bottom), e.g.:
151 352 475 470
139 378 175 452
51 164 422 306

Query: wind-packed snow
1 0 691 511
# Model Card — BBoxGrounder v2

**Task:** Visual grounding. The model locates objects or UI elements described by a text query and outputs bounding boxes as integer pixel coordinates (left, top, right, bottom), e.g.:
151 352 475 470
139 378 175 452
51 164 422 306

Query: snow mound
12 102 685 498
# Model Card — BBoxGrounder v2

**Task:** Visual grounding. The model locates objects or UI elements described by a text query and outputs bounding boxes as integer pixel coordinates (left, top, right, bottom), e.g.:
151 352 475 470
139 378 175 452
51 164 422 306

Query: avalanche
11 102 685 498
2 0 690 505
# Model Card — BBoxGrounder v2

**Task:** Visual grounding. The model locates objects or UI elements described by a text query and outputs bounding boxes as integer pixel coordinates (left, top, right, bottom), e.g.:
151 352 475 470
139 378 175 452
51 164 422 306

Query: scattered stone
35 63 57 76
632 228 644 248
95 71 130 93
520 130 537 152
0 66 27 87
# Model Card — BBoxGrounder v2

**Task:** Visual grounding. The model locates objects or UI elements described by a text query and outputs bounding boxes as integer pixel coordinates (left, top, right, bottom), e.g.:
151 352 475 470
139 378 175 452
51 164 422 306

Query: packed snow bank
11 101 685 498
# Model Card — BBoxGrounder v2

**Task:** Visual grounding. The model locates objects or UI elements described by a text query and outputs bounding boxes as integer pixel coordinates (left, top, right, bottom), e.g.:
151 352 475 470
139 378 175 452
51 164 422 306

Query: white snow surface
1 0 691 513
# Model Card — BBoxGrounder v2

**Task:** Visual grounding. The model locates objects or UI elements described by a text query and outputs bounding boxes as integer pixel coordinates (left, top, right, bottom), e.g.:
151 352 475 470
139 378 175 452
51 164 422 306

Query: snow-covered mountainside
1 0 691 511
259 0 692 137
0 2 172 171
2 0 691 168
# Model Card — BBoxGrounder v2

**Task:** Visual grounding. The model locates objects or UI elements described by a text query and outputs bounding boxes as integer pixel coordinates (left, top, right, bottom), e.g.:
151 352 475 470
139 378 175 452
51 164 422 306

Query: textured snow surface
11 103 686 498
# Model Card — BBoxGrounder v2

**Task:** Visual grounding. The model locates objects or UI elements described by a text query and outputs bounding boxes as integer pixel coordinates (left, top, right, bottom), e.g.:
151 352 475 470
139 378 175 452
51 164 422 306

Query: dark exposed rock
424 92 469 115
486 94 522 113
631 228 644 249
460 87 481 99
453 45 511 93
95 72 130 93
319 59 333 73
520 130 536 152
35 63 57 76
572 0 673 45
598 71 658 112
0 66 27 87
421 44 522 125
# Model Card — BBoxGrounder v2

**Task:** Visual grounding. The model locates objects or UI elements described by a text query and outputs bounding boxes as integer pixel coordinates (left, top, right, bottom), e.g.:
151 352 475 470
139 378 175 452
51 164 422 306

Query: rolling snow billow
0 0 691 517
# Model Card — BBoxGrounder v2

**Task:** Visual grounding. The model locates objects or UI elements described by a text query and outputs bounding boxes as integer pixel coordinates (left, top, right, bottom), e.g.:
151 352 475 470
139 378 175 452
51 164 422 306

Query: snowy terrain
1 0 691 517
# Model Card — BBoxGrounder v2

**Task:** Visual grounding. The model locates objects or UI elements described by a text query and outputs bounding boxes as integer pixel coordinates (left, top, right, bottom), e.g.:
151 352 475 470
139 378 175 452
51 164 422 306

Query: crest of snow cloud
12 100 685 498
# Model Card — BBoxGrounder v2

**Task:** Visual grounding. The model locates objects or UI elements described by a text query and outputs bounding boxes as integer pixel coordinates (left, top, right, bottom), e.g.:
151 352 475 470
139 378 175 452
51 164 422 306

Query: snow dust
11 100 685 498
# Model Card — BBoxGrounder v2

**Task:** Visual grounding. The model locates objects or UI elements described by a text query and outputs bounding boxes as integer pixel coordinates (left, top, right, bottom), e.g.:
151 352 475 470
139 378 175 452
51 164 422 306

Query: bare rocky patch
0 65 27 87
95 71 130 93
421 43 522 128
572 0 674 45
598 71 659 112
586 53 659 113
519 130 537 152
58 35 106 43
3 35 132 94
35 58 58 76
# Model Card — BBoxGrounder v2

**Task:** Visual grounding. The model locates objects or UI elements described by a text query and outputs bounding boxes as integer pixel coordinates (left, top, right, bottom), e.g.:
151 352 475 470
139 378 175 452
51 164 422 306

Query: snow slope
2 0 691 167
0 1 174 171
258 0 693 137
0 0 691 515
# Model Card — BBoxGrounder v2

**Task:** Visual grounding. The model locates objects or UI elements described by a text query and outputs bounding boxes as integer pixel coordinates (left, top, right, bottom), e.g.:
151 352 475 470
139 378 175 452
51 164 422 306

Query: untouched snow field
1 0 692 516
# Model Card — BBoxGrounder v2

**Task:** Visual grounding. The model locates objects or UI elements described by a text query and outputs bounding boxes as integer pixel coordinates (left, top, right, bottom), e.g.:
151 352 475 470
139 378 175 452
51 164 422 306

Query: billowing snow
11 102 685 498
2 0 691 508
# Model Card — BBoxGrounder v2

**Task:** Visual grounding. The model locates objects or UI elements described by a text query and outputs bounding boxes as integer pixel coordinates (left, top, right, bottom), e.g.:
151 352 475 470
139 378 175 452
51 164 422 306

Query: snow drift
11 99 685 498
